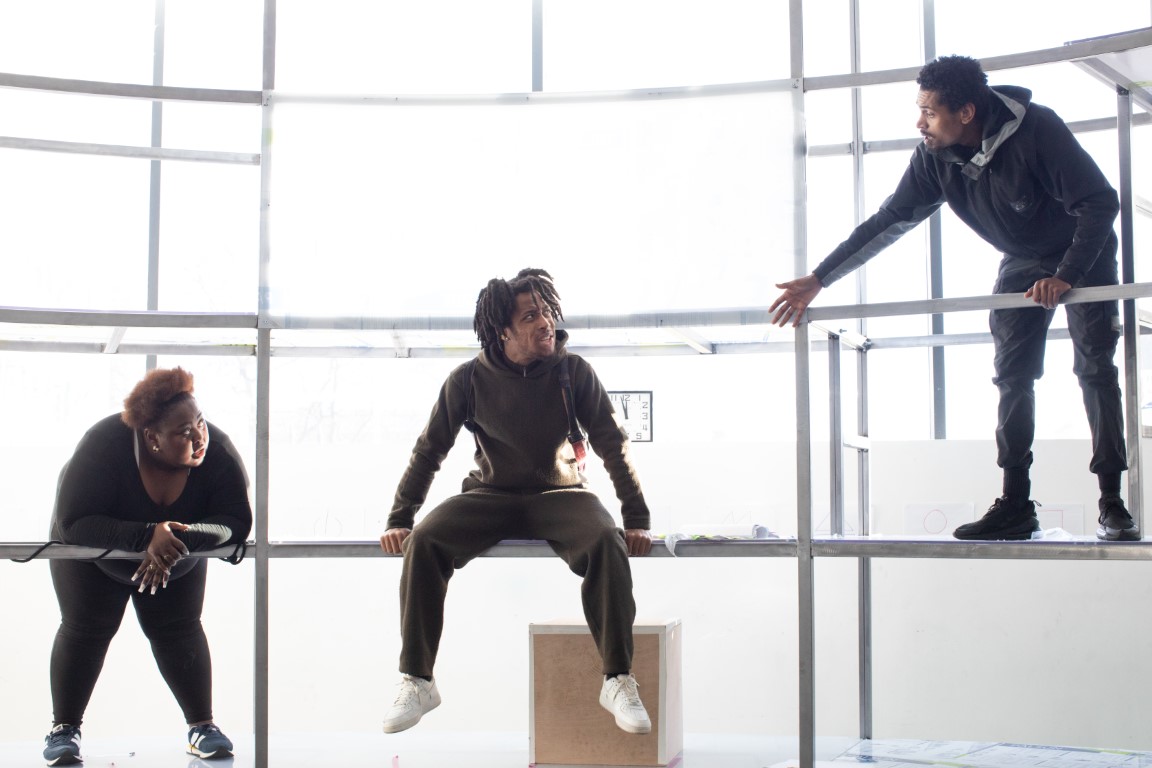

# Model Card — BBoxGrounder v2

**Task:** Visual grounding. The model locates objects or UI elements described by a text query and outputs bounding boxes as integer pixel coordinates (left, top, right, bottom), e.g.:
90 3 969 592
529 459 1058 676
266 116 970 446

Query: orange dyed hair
121 367 196 429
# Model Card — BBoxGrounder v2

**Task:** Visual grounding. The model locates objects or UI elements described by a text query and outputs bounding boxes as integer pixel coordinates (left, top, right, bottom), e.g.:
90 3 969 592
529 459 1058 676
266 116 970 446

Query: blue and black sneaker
187 723 234 759
43 724 82 766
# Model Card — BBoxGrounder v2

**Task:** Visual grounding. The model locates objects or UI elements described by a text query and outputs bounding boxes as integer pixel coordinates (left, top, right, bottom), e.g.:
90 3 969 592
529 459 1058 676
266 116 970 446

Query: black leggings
49 557 213 726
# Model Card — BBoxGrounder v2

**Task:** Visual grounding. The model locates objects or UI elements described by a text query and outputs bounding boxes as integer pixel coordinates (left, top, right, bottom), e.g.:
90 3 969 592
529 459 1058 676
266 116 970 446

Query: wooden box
529 619 683 767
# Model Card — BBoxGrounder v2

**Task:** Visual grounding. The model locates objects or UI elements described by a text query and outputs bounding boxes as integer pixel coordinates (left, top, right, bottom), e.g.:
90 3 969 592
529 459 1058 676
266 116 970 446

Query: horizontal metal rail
0 72 262 104
0 136 260 165
0 307 257 327
813 538 1152 561
6 283 1150 333
808 282 1152 323
9 537 1152 562
2 539 798 561
804 27 1152 91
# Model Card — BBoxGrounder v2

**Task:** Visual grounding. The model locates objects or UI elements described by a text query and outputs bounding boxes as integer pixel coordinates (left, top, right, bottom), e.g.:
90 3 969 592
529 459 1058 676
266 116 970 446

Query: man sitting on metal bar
769 54 1136 542
379 267 654 735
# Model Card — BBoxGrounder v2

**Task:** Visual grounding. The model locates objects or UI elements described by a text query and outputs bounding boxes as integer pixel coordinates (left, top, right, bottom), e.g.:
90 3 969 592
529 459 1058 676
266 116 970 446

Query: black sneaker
953 496 1039 540
187 723 234 759
43 724 82 766
1097 495 1140 541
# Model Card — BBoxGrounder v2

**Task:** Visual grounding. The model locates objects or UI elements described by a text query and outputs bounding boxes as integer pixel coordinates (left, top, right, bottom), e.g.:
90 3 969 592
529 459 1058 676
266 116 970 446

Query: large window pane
803 0 851 78
275 0 531 93
0 353 254 541
858 0 922 72
0 90 152 147
867 347 933 438
935 0 1151 60
270 93 793 316
158 162 261 312
544 0 789 90
163 0 264 91
990 63 1126 125
162 101 263 155
804 154 859 297
0 1 154 83
0 152 149 310
267 352 798 540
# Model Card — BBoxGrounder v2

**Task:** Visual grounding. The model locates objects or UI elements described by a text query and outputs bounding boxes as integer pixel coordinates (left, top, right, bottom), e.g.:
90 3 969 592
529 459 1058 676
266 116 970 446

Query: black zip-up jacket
813 85 1119 292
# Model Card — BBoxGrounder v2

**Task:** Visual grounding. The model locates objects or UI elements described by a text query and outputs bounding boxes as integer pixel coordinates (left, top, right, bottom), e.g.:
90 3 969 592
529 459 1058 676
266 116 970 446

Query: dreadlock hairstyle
916 55 990 121
473 268 564 351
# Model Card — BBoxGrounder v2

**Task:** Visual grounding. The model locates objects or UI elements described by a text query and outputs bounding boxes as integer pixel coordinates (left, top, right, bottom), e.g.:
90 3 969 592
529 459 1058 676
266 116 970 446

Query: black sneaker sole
1096 526 1141 542
45 754 82 766
953 520 1040 541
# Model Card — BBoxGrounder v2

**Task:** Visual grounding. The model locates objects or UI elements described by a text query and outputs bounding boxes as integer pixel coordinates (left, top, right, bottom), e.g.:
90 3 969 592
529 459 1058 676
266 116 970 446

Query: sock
1098 473 1122 497
1003 470 1030 501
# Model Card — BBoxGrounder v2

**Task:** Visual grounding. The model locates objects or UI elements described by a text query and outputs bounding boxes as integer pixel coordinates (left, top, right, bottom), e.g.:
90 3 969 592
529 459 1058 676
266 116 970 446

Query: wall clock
608 390 653 442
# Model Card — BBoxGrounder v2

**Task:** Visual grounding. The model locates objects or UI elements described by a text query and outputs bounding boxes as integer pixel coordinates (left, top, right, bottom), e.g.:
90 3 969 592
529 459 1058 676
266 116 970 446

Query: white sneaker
599 673 652 734
382 674 442 734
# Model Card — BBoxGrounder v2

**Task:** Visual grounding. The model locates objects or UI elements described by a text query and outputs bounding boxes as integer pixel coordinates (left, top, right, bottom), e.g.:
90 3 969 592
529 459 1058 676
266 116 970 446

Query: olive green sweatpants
397 486 636 677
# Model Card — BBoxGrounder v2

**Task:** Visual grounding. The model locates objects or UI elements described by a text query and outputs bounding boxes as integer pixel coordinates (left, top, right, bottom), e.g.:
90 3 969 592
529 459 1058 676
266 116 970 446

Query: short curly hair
121 367 196 430
917 55 990 120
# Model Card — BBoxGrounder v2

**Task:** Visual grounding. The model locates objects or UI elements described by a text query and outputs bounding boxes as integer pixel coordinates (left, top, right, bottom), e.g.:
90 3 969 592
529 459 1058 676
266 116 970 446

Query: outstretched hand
769 275 823 327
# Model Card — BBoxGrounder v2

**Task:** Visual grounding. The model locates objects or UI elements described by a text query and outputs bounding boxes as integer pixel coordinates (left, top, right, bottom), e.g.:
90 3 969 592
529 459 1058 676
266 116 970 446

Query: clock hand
621 400 630 419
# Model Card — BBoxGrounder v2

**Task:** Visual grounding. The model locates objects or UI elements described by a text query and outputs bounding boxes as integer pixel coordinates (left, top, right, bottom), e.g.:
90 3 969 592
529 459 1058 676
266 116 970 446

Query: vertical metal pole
928 219 946 438
146 0 165 372
848 0 866 311
848 0 875 746
1116 86 1143 530
796 321 816 768
253 328 270 768
788 1 814 764
923 0 945 441
254 2 276 766
532 0 543 92
829 332 844 535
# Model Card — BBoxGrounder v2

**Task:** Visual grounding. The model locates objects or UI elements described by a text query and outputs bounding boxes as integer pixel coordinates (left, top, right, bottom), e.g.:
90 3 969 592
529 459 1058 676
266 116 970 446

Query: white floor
7 733 1150 768
2 731 854 768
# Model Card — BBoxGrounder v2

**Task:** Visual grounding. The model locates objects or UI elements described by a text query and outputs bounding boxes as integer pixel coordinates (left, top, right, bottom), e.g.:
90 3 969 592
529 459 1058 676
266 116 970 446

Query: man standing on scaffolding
769 54 1136 543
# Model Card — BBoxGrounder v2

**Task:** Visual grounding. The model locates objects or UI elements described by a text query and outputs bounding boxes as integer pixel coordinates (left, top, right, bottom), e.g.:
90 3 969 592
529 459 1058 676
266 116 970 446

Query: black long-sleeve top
50 414 253 583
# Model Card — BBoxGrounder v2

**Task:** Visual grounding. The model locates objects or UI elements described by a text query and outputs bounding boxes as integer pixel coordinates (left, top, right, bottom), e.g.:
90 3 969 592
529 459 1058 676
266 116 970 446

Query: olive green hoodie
388 329 650 530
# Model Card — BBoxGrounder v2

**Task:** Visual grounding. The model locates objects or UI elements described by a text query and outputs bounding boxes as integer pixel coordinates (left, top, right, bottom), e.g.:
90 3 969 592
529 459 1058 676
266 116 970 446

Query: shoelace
46 726 79 746
614 676 644 709
392 677 425 707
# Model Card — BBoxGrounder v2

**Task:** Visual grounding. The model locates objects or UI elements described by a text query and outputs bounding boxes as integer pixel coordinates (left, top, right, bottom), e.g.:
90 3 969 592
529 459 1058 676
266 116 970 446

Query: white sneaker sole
598 696 651 734
383 695 441 734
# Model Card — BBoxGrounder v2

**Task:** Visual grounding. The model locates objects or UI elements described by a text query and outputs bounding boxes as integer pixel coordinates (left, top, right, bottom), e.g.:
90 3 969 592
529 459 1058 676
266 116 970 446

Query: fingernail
138 582 146 593
151 585 158 595
131 573 139 582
